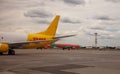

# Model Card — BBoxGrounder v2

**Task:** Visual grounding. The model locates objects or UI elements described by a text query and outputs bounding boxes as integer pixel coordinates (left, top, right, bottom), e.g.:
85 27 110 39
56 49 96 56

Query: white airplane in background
0 15 75 55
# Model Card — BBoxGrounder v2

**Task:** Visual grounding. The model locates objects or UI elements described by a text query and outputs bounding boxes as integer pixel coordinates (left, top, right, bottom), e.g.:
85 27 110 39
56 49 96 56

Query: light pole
95 33 97 48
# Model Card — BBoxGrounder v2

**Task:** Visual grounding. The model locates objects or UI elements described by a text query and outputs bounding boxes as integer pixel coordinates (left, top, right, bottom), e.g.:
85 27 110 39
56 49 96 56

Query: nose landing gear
8 49 15 55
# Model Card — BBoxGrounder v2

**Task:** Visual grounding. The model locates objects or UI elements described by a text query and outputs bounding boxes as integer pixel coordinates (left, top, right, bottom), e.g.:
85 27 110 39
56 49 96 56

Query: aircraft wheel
8 49 15 55
68 48 71 50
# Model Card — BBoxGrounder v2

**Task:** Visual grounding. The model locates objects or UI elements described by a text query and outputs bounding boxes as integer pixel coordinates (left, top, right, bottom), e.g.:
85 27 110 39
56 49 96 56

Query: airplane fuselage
0 32 54 49
0 32 27 43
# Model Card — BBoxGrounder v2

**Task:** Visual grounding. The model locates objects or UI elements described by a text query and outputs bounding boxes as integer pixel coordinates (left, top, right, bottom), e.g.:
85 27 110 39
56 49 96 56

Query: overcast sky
0 0 120 46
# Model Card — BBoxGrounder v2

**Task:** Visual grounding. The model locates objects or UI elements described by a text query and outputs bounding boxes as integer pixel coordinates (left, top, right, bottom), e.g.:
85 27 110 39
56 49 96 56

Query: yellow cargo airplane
0 15 75 55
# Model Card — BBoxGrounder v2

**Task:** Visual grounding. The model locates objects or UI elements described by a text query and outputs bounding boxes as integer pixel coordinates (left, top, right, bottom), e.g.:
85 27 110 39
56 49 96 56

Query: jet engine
0 43 9 52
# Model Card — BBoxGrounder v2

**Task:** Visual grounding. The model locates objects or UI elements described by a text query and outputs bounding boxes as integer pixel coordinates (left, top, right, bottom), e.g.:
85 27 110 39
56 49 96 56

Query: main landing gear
8 49 15 55
0 52 3 55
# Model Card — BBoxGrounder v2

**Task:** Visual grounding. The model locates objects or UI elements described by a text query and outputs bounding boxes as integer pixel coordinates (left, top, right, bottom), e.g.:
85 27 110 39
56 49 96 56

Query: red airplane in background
43 43 80 50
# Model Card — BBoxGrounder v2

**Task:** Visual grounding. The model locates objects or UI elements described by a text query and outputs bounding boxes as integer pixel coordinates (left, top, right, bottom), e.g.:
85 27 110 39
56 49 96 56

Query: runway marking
31 64 93 74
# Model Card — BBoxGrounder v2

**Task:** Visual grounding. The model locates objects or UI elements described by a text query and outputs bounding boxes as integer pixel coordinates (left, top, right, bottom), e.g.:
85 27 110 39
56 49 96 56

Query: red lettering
33 38 46 41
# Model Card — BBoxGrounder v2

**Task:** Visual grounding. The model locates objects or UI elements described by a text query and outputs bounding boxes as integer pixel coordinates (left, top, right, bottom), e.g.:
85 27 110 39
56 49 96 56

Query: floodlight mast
95 33 97 48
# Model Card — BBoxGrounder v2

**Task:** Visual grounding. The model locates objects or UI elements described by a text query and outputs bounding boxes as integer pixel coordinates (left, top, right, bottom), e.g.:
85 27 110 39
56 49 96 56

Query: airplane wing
53 34 76 39
8 39 58 49
4 34 75 49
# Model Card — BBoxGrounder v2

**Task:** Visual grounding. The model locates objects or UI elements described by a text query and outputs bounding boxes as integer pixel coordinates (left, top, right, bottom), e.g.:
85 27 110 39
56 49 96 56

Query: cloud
0 0 44 10
62 0 85 6
100 21 119 25
91 27 119 32
24 9 54 24
106 28 119 32
24 9 53 18
85 31 116 39
85 32 94 36
88 22 119 34
35 20 50 24
98 33 116 39
90 27 104 30
61 17 81 24
81 24 119 40
106 0 120 3
93 15 114 21
99 36 115 39
0 0 120 46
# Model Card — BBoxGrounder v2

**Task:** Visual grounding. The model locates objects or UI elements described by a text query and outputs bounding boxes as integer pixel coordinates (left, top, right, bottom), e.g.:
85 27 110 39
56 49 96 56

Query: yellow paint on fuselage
22 34 54 49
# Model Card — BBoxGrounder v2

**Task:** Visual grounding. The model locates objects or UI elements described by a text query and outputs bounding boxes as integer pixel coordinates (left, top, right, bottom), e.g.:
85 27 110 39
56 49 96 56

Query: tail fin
38 15 60 37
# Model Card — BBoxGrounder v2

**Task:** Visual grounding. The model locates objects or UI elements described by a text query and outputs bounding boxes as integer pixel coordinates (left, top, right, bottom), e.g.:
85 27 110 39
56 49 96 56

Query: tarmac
0 49 120 74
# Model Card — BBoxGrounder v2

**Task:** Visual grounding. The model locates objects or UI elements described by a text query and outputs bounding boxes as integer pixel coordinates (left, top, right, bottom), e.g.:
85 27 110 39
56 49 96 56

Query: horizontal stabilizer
53 34 76 39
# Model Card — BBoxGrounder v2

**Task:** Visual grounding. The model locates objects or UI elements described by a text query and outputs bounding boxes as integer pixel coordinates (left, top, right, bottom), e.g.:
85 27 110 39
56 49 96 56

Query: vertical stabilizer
38 15 60 37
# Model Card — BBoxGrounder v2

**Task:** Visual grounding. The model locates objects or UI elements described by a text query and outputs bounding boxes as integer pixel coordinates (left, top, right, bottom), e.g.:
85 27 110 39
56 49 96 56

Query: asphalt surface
0 49 120 74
